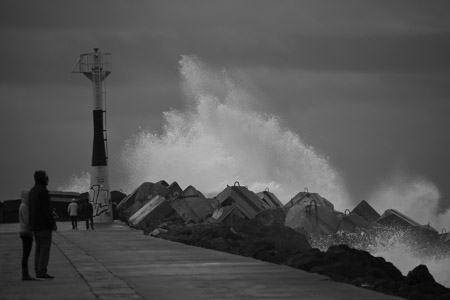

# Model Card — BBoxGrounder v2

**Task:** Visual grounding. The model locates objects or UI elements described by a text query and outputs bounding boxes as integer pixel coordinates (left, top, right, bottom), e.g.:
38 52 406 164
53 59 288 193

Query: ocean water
57 171 91 194
365 169 450 287
369 231 450 288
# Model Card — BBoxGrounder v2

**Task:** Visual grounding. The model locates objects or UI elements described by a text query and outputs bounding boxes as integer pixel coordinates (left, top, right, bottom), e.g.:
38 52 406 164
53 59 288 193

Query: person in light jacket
67 199 79 230
19 189 35 280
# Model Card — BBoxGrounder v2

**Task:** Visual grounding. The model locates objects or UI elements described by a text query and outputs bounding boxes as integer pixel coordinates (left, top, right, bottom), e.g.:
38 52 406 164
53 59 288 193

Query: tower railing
72 52 112 74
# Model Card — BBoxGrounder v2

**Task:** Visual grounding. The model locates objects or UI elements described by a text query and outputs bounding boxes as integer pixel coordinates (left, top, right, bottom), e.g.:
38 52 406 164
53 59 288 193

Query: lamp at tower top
71 48 112 80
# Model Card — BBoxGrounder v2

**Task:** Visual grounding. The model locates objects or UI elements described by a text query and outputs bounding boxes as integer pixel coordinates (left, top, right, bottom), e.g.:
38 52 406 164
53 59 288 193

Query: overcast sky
1 1 449 218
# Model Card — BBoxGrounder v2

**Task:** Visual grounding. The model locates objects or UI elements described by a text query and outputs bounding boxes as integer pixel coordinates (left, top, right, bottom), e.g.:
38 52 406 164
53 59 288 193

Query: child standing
19 190 35 280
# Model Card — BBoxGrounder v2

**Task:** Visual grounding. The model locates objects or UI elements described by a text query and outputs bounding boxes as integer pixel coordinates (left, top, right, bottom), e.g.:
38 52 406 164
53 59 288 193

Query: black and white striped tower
72 48 113 223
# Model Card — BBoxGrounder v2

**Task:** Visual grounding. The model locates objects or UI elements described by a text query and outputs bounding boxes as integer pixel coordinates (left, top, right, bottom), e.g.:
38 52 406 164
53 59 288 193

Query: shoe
22 275 36 281
36 274 54 279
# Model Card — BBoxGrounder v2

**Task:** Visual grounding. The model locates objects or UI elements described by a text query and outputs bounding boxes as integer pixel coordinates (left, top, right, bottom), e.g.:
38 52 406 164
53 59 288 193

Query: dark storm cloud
0 1 150 30
2 0 450 86
182 33 450 72
248 70 450 114
0 1 450 89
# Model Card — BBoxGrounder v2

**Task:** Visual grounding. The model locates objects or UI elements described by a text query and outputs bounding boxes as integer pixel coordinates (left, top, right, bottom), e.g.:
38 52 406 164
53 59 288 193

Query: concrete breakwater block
128 195 174 233
285 204 340 235
168 185 215 223
351 200 380 223
211 203 246 225
336 213 371 233
215 183 264 220
377 209 421 229
285 191 335 211
117 180 181 223
440 232 450 244
284 191 340 235
256 190 283 209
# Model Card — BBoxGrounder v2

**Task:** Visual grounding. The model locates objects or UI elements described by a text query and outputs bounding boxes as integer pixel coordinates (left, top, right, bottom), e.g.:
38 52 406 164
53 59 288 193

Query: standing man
67 199 79 230
28 170 56 279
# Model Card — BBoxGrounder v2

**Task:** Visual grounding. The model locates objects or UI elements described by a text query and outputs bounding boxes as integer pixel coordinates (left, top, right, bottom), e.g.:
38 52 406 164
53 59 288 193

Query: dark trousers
34 230 52 276
20 234 33 276
86 216 94 229
71 216 78 229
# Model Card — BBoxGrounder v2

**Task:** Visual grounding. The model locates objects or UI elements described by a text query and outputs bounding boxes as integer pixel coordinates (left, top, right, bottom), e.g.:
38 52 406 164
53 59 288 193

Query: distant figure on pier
18 189 34 281
67 199 79 230
52 208 59 220
29 170 56 279
84 201 94 230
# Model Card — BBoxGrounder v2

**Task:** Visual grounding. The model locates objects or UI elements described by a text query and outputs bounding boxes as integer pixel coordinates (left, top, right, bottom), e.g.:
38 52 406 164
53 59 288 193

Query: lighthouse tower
72 48 113 223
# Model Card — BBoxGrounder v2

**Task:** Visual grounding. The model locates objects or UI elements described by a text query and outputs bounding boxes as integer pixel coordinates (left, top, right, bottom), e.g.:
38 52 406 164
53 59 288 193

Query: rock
316 245 403 282
149 227 168 237
161 222 242 254
406 265 435 285
206 237 232 251
232 218 311 264
286 248 324 271
404 264 450 300
254 208 286 226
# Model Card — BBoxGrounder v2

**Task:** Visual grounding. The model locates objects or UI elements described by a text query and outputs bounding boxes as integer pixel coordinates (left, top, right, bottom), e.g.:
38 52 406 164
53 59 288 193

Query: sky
1 1 450 221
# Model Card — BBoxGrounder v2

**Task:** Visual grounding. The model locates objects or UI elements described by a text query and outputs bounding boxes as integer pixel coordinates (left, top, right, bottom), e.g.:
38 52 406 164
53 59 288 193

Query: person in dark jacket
84 201 94 230
28 170 57 279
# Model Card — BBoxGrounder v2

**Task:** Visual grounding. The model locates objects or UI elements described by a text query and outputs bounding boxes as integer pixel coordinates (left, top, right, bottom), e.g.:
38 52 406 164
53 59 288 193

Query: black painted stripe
92 110 107 166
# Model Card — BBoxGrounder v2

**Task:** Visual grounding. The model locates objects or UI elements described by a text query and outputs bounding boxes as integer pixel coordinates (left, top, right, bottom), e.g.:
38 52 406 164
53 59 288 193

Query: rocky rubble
116 181 450 300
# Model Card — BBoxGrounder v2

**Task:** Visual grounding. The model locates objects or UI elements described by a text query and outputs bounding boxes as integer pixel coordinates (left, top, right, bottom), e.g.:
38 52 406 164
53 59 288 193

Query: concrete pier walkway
0 221 402 300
